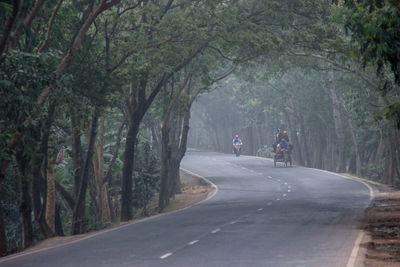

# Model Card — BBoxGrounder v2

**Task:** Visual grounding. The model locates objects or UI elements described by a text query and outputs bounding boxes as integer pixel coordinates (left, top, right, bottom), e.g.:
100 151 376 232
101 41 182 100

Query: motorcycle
233 143 242 157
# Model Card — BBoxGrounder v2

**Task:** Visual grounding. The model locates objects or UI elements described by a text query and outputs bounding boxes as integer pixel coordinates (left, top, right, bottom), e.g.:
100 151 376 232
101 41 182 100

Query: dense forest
0 0 399 256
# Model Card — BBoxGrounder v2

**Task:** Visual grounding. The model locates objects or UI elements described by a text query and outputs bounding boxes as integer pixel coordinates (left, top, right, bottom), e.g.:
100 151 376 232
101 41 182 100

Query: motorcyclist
233 134 243 153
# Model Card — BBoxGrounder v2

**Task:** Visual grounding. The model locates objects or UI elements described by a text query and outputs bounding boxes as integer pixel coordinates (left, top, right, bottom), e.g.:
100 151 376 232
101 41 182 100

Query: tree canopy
1 0 400 256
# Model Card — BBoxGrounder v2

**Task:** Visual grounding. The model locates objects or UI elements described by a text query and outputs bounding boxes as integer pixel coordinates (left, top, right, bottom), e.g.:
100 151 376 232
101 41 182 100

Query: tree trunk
285 110 303 165
389 129 400 185
31 121 54 238
46 144 56 232
375 132 385 164
120 48 203 220
16 149 34 248
0 183 7 255
168 117 182 196
159 122 171 211
92 114 111 225
54 203 64 236
0 0 121 194
101 184 111 222
72 109 99 235
347 117 361 176
297 113 311 167
70 109 82 203
121 125 137 221
247 126 254 155
328 71 346 172
175 113 191 192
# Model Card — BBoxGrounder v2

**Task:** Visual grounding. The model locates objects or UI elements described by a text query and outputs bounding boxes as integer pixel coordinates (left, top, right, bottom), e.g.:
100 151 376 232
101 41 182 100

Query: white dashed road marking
258 208 263 211
160 253 173 259
267 176 272 179
211 228 220 234
188 240 199 245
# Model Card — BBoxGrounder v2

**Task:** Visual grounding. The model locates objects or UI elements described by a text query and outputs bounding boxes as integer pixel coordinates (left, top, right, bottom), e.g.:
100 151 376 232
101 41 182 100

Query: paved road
0 150 372 267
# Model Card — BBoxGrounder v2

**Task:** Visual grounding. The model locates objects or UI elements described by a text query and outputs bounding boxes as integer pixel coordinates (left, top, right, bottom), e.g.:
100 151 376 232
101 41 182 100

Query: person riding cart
273 130 293 167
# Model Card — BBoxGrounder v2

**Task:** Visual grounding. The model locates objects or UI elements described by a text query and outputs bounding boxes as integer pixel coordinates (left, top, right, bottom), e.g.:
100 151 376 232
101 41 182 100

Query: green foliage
0 50 60 161
362 161 385 182
384 102 400 128
2 162 22 250
2 0 400 250
344 0 400 84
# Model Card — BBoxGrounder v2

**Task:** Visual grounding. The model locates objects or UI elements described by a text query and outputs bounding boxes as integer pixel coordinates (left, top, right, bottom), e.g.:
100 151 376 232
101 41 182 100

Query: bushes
361 161 385 182
133 142 160 216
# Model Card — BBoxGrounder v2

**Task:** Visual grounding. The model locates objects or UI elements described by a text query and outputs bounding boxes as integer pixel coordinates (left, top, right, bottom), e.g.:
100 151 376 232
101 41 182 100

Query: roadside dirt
17 170 214 256
360 184 400 266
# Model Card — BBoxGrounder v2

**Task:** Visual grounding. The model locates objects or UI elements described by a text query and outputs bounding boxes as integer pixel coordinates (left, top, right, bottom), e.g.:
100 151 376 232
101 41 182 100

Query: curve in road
0 150 373 267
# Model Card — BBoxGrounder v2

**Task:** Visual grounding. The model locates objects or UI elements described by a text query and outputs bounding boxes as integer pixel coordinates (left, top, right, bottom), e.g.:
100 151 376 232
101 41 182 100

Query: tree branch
103 120 126 185
0 0 20 61
39 0 64 52
206 45 238 61
290 52 379 89
10 0 45 50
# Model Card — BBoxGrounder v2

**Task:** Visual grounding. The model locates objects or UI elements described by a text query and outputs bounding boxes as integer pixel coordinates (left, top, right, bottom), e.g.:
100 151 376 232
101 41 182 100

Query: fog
188 65 388 181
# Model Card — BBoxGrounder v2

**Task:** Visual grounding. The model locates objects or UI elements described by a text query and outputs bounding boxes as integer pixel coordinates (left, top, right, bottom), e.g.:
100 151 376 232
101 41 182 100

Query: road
0 150 373 267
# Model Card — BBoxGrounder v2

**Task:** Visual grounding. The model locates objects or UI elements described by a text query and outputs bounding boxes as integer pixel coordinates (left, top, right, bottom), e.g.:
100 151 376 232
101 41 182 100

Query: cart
273 149 292 167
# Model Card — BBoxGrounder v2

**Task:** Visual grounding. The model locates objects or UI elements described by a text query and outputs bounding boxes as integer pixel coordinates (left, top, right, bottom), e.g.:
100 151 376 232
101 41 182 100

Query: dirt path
362 189 400 266
354 179 400 266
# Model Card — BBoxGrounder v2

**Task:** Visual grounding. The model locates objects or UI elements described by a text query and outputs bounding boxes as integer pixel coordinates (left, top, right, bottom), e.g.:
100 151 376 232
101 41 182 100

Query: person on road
279 138 289 150
275 129 282 143
282 130 289 142
233 134 243 153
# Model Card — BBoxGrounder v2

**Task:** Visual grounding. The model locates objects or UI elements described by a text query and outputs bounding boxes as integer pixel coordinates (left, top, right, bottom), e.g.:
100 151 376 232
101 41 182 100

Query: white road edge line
301 168 375 267
180 168 218 203
188 240 199 245
251 154 375 267
346 231 364 267
160 253 173 259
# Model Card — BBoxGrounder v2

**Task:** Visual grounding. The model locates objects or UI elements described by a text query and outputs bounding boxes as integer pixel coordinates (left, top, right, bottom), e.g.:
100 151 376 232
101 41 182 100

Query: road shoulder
341 174 400 266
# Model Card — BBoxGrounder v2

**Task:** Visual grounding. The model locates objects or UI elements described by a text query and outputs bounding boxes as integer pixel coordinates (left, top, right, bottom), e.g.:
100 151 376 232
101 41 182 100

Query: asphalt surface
0 150 372 267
